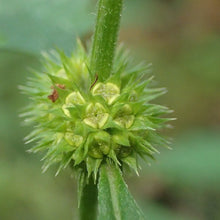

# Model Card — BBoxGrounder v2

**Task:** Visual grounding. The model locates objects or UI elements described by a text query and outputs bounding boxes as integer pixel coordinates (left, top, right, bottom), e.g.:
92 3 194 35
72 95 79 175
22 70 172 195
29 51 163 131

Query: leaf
86 157 102 181
98 163 146 220
47 74 75 89
112 131 130 146
129 117 155 131
121 155 139 175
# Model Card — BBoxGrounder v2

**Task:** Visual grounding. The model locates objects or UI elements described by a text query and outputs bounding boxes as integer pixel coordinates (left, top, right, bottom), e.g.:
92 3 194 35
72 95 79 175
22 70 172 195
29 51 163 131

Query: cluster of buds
20 40 171 180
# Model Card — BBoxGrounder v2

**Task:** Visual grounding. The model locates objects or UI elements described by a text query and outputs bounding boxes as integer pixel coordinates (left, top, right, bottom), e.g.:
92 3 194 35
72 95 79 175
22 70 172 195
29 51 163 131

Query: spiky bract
20 40 171 180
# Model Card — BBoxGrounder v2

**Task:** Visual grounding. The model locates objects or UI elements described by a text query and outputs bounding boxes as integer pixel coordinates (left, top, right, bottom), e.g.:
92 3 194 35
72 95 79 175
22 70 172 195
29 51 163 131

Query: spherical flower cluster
20 40 171 179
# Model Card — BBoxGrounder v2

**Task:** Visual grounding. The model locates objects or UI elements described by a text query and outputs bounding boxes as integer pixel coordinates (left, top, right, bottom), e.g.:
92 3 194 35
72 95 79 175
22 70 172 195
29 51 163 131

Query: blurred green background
0 0 220 219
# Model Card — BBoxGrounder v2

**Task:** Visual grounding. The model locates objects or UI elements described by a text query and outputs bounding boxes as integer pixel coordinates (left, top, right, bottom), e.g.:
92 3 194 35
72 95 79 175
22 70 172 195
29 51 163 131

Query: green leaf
86 157 102 181
98 163 146 220
129 117 155 131
121 154 139 176
47 74 76 90
121 154 139 175
112 131 130 146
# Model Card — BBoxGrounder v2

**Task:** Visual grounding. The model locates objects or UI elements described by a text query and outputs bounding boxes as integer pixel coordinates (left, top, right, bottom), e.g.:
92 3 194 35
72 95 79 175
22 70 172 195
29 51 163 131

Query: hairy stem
79 180 98 220
90 0 123 81
79 1 123 219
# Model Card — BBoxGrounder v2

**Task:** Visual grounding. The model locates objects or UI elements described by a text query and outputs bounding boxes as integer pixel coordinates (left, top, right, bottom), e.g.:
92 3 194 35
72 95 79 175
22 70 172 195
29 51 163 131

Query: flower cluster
20 40 172 179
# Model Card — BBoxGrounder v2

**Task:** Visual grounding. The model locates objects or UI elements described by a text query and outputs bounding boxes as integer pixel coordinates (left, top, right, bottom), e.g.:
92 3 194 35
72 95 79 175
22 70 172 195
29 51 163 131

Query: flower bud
21 40 171 177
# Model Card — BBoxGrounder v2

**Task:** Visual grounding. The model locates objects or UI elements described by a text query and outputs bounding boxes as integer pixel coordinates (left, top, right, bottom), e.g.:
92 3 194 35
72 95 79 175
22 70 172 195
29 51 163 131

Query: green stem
90 0 123 81
79 180 98 220
79 1 123 219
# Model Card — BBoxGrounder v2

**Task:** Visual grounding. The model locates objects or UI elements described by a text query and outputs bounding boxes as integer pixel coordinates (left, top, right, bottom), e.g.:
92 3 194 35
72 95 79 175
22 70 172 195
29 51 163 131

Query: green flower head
20 40 172 179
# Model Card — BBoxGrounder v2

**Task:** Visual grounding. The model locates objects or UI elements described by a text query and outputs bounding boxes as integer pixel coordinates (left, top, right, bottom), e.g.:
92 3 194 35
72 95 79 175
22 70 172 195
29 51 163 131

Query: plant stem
90 0 123 81
79 1 123 219
79 180 98 220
